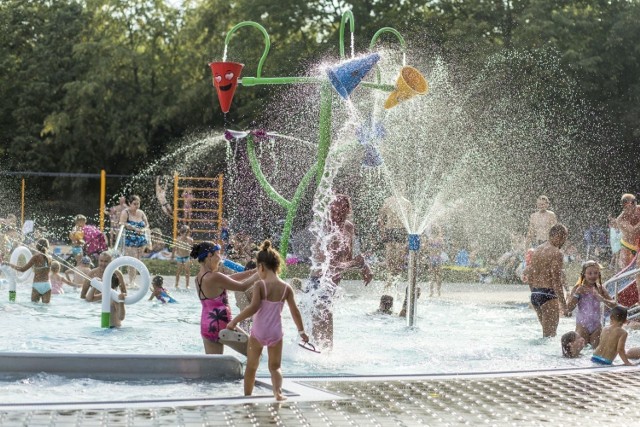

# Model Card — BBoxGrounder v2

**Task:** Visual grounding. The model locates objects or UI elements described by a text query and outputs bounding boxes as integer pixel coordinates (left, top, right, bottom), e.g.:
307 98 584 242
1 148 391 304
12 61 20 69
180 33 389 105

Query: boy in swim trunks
592 306 640 366
524 224 569 337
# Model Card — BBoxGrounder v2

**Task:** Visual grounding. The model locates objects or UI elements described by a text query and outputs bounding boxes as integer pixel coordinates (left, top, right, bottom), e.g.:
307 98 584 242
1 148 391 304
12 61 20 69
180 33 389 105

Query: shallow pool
0 278 634 403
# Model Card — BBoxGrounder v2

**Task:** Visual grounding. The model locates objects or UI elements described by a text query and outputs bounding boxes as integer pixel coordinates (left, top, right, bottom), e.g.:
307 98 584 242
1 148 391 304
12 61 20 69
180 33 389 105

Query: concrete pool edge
1 362 638 412
0 352 243 381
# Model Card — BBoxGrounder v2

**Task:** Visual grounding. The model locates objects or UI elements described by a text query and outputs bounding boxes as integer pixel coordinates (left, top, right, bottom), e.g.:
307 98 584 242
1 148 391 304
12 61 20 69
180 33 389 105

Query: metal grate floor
2 367 640 426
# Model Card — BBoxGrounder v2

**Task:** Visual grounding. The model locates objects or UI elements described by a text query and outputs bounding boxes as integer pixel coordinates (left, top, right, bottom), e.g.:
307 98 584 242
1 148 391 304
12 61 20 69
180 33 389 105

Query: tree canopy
0 0 638 221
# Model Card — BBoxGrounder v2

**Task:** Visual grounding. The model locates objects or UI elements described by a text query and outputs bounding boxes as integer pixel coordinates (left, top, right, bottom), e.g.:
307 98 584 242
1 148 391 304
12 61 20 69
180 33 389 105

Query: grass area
141 259 485 283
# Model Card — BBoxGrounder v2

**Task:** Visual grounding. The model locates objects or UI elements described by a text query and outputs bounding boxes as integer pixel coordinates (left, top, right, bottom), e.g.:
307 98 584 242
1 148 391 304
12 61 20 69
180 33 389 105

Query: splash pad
0 9 632 424
211 12 428 327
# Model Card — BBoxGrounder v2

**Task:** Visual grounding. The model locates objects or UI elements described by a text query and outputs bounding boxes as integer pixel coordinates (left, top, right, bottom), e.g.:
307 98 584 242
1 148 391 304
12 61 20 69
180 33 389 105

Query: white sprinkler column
4 246 34 302
89 256 150 328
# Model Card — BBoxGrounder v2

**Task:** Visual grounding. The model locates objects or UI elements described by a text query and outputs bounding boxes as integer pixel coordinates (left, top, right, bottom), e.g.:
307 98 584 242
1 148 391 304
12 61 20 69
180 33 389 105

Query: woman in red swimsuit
191 242 257 354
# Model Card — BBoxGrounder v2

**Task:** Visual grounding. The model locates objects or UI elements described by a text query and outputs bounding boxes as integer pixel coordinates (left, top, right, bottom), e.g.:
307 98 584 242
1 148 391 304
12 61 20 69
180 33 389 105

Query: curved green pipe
369 27 406 51
369 27 406 84
225 21 271 78
278 162 319 266
339 11 355 59
246 135 291 209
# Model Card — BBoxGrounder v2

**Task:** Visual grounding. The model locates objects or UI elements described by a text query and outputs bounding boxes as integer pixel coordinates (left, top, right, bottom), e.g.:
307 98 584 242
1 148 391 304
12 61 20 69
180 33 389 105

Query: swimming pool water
0 279 635 403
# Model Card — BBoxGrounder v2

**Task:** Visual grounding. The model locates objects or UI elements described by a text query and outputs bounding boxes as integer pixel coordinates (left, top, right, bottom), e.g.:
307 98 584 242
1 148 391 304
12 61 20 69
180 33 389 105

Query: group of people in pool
525 193 640 366
190 239 308 401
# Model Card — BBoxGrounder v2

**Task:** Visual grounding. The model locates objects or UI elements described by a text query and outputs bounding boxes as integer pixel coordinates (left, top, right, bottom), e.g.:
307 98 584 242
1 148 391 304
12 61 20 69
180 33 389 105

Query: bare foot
275 393 287 401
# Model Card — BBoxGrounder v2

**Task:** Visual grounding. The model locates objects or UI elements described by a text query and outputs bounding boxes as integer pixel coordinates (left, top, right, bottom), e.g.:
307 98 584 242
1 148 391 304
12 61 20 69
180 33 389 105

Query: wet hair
50 260 61 273
576 260 602 287
99 251 112 262
190 241 220 262
36 238 49 253
610 306 628 323
74 214 87 223
127 194 141 205
152 275 163 288
548 223 568 238
621 193 635 203
561 331 579 358
111 274 120 290
256 240 282 274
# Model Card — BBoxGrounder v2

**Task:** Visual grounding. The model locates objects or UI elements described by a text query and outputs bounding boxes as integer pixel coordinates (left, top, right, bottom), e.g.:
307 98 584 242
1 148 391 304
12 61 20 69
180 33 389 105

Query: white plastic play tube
0 265 17 302
9 246 34 285
89 256 151 328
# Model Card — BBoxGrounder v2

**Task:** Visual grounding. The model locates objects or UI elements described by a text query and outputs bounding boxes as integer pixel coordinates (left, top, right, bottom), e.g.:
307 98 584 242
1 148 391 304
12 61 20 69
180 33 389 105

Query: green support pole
9 291 15 302
101 312 110 328
278 163 319 263
246 135 318 264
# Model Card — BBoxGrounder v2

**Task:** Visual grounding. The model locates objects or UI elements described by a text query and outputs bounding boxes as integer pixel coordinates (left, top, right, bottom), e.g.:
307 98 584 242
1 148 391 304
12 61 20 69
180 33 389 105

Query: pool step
0 352 243 381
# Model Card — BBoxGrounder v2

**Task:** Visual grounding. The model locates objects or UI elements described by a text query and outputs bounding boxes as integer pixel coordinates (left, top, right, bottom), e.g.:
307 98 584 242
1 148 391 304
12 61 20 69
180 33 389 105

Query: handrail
224 21 271 78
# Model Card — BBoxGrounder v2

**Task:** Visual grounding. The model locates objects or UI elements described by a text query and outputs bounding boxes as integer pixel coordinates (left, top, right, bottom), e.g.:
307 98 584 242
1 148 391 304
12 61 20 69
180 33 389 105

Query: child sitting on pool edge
592 306 640 366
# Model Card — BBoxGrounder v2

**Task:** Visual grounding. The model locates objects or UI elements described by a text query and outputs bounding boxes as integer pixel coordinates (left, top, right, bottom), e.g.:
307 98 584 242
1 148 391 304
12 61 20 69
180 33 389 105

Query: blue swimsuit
124 211 147 248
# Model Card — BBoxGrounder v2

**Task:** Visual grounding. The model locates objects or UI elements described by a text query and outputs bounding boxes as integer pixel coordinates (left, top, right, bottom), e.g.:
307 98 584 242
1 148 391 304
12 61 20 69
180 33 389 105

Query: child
567 261 617 347
172 225 193 289
86 274 127 328
182 189 193 221
69 215 86 263
592 306 640 365
148 275 177 303
376 295 394 315
70 256 92 294
49 261 78 294
561 331 586 358
225 240 308 401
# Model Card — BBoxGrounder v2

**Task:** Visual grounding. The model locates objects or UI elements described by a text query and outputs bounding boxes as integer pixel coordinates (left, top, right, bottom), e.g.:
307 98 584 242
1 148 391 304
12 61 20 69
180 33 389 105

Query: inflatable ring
92 256 151 305
9 246 34 285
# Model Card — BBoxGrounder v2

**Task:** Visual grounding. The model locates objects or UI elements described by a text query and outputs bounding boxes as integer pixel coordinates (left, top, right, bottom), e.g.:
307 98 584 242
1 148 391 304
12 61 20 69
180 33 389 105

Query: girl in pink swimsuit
190 241 257 355
567 261 617 347
226 240 309 401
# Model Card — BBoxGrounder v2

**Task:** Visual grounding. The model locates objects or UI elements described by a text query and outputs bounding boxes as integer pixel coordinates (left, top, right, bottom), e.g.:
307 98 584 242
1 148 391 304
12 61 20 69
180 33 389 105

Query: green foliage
0 0 639 217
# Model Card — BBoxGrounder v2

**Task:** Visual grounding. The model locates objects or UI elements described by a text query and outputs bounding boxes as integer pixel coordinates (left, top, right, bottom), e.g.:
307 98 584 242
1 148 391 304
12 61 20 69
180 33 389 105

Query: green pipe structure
222 12 404 265
246 135 318 261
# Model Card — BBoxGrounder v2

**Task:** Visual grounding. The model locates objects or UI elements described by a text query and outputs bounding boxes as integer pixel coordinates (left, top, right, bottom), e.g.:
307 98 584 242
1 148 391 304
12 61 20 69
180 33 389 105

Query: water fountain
0 8 630 423
211 12 430 327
